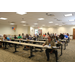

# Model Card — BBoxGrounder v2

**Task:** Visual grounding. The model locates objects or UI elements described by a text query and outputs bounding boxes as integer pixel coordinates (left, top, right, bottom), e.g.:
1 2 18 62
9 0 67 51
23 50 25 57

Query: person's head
19 34 21 36
48 35 52 42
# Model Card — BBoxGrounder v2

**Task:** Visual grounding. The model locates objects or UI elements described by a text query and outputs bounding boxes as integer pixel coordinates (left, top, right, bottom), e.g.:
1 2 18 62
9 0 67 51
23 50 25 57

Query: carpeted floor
0 40 74 62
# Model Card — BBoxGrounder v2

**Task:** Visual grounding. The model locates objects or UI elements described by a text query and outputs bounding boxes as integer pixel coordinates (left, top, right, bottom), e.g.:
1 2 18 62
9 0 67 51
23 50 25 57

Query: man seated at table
43 35 58 62
17 34 22 39
59 33 64 40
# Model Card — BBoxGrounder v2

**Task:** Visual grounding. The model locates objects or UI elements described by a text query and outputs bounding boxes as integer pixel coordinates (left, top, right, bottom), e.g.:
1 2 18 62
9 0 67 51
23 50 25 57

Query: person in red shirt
43 34 46 38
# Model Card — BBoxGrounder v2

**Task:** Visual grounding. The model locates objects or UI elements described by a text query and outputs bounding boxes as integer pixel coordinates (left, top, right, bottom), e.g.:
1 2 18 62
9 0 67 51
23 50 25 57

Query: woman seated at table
43 35 58 62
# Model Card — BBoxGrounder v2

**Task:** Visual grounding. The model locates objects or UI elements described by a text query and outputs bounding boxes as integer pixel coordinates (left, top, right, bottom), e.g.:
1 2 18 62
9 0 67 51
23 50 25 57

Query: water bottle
3 38 4 41
49 44 51 46
19 40 21 43
36 39 37 41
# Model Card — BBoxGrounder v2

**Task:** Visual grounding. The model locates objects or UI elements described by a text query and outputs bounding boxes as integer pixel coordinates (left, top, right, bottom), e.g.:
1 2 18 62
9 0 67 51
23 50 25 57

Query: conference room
0 12 74 62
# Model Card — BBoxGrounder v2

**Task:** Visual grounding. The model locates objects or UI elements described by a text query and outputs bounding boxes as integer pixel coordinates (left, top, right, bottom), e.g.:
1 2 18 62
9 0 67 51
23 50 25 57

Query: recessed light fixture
72 22 75 24
23 25 26 26
0 17 7 20
16 12 27 15
38 18 44 20
59 25 62 26
64 14 72 17
55 24 58 25
34 23 38 25
49 21 53 23
69 19 74 21
42 25 45 26
21 21 26 23
10 23 15 25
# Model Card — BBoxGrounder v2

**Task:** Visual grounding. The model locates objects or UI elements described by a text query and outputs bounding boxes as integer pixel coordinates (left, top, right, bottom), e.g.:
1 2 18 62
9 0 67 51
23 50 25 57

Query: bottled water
49 44 51 46
19 40 21 43
36 39 37 41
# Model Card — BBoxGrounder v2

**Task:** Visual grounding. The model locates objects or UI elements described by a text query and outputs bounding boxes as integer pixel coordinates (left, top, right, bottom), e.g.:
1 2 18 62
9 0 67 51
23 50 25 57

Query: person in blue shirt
64 33 68 39
7 37 10 41
6 36 12 46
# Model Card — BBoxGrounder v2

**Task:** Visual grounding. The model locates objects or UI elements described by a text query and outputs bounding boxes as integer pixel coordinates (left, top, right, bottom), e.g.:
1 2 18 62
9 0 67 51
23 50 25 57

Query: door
73 28 75 39
38 29 42 35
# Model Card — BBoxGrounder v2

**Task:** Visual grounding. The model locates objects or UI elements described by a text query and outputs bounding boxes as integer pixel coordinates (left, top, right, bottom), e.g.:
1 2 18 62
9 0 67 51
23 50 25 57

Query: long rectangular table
0 40 59 62
14 39 45 44
14 39 63 55
12 39 63 56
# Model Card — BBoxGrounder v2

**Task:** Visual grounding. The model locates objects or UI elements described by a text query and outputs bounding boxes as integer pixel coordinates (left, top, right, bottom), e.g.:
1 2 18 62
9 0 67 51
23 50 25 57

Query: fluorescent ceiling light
64 14 72 16
10 23 15 25
38 18 44 20
59 25 62 26
69 19 74 21
16 12 27 15
23 25 26 26
49 21 53 23
55 24 58 25
42 25 45 26
0 17 7 20
21 21 26 23
34 23 38 25
72 22 75 24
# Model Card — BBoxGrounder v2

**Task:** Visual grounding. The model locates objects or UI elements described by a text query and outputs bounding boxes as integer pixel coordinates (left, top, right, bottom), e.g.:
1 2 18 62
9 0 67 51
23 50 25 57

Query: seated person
59 33 64 39
26 34 29 40
32 34 36 40
55 36 61 47
67 33 70 41
45 34 49 39
52 36 55 41
2 34 7 48
17 34 22 39
43 34 46 38
14 35 17 39
22 33 25 39
64 33 68 39
29 35 32 40
43 36 58 61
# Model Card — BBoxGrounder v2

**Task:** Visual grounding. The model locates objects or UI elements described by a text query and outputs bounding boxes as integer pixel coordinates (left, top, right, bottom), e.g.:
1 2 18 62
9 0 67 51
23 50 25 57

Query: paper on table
44 45 51 48
52 46 57 48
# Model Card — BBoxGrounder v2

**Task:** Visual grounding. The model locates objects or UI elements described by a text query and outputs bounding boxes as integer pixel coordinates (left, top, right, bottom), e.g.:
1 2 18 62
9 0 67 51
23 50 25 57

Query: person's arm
42 41 47 46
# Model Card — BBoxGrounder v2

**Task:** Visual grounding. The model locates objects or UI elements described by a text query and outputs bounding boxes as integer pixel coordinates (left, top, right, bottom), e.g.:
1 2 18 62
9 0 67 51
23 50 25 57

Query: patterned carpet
0 40 74 62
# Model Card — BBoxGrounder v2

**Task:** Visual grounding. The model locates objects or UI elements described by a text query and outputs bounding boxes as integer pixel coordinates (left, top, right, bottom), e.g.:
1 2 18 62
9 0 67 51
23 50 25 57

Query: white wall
0 24 30 36
0 25 15 35
30 26 75 35
16 25 30 35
